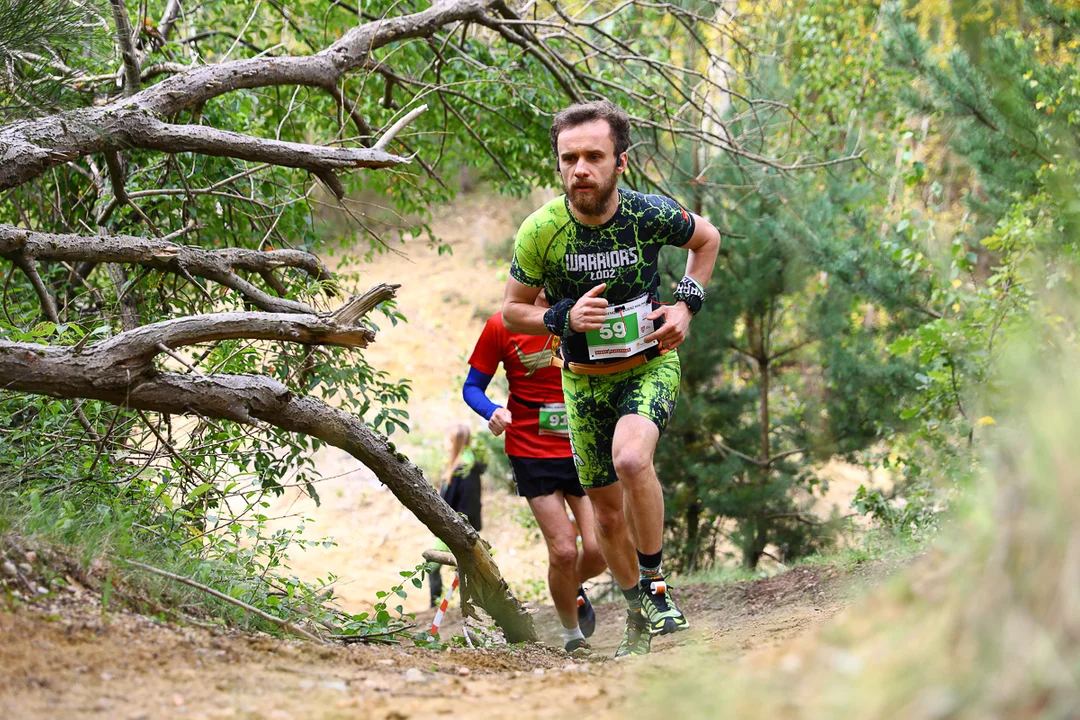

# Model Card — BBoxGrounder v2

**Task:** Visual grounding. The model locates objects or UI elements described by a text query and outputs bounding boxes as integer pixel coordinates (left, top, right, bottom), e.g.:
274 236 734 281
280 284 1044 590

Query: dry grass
646 340 1080 718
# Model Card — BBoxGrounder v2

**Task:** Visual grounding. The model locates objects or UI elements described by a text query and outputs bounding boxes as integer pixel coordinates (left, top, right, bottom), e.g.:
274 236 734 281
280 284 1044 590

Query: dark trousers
429 566 443 608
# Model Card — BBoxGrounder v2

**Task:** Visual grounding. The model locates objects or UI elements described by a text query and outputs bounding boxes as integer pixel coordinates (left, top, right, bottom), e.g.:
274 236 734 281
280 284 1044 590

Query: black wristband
673 276 706 314
543 297 575 336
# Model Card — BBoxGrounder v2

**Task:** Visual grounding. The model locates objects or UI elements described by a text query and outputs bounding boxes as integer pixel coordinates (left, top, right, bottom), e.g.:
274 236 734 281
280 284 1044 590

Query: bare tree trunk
681 499 702 573
759 356 770 464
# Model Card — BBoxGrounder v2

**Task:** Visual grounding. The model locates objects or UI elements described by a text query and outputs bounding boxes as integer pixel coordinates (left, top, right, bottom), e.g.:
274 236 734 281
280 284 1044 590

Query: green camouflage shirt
510 188 695 362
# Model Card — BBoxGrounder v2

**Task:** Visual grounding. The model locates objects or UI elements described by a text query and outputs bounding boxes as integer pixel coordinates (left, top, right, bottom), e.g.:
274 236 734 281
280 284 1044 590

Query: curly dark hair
549 100 631 159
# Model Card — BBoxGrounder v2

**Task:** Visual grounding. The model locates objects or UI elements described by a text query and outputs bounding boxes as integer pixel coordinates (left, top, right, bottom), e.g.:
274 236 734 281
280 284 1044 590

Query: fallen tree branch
0 317 533 639
0 368 537 641
0 283 536 642
0 224 337 313
328 625 416 644
124 559 324 643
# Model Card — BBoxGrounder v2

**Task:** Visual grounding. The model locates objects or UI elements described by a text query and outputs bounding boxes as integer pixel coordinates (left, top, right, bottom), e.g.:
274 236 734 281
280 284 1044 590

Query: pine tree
655 0 938 570
865 0 1080 493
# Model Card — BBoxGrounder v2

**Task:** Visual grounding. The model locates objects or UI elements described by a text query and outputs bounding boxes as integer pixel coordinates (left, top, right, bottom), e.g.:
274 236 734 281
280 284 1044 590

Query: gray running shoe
564 637 589 653
577 586 596 638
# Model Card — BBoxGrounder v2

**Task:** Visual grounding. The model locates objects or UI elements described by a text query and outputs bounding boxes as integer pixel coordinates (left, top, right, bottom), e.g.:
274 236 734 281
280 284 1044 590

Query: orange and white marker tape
430 573 459 636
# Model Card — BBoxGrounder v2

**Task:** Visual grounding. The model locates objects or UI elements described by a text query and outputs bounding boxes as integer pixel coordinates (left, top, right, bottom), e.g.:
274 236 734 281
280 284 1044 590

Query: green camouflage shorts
562 351 681 490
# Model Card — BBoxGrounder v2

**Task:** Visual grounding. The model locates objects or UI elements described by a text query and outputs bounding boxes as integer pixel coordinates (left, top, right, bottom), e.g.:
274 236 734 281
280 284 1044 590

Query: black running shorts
508 456 585 499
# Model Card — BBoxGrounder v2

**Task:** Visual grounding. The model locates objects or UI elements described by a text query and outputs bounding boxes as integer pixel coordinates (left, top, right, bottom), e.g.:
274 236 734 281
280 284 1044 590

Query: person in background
429 423 485 607
463 310 607 653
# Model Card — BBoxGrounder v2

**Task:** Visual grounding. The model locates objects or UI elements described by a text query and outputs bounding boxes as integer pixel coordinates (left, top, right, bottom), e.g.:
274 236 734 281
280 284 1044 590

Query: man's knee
613 446 652 481
592 502 625 538
547 538 578 572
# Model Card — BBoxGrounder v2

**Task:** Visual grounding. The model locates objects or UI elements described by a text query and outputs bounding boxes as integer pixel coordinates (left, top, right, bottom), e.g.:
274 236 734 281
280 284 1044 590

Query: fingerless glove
543 297 576 336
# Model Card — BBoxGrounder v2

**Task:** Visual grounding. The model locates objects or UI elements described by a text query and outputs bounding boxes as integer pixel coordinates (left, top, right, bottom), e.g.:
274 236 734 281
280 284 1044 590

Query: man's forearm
502 300 551 336
685 233 720 288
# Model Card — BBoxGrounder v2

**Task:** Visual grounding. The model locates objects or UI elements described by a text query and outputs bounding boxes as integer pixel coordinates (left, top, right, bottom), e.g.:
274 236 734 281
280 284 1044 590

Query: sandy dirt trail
2 558 874 719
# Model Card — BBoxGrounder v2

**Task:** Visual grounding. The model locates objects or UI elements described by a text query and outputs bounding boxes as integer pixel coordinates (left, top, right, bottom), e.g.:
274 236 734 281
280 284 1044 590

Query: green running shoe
639 578 689 636
614 611 651 658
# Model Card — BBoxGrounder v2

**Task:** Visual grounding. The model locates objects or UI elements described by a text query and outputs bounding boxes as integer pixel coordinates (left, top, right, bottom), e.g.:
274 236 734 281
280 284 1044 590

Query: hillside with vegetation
2 0 1079 716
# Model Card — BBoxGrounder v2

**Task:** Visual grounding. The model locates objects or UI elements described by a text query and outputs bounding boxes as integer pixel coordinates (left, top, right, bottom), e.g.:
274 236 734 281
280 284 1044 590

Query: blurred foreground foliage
649 283 1080 718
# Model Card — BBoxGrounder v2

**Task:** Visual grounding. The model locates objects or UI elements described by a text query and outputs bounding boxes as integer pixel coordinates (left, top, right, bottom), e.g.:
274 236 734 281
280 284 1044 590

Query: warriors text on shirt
564 248 640 276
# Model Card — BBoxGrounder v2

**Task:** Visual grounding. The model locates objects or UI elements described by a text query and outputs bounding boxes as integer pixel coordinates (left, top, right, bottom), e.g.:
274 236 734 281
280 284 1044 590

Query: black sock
637 549 663 580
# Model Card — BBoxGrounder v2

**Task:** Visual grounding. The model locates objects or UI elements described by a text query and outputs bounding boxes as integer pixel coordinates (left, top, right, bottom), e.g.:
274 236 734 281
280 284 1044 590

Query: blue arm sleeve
463 367 500 421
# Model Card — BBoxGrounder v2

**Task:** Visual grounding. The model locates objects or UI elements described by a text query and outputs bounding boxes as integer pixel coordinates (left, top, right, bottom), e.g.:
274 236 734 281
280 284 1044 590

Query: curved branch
0 0 495 190
127 560 323 643
139 121 409 172
0 224 337 313
108 0 141 97
373 104 429 152
711 438 763 467
12 254 58 323
0 287 395 390
140 62 190 82
168 30 268 54
157 0 184 43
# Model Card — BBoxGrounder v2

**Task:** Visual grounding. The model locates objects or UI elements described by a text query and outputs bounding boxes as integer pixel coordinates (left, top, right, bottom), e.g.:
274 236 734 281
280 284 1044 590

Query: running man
463 310 608 653
502 100 720 657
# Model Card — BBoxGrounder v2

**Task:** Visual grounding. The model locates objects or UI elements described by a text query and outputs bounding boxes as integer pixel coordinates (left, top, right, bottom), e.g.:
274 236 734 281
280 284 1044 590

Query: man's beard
564 171 618 217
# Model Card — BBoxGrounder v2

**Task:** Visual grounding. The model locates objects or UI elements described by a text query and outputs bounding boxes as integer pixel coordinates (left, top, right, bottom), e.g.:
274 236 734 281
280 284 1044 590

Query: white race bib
584 293 657 361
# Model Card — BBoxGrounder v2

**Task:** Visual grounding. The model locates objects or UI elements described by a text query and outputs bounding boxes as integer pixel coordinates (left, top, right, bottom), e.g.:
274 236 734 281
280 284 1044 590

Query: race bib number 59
584 293 657 360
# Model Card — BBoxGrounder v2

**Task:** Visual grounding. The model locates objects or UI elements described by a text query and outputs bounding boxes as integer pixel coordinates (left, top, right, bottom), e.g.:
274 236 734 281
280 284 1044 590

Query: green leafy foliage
655 0 937 570
873 0 1080 503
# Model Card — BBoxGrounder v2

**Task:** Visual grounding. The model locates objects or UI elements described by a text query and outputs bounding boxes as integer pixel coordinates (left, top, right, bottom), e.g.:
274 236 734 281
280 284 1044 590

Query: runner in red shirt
463 312 607 652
